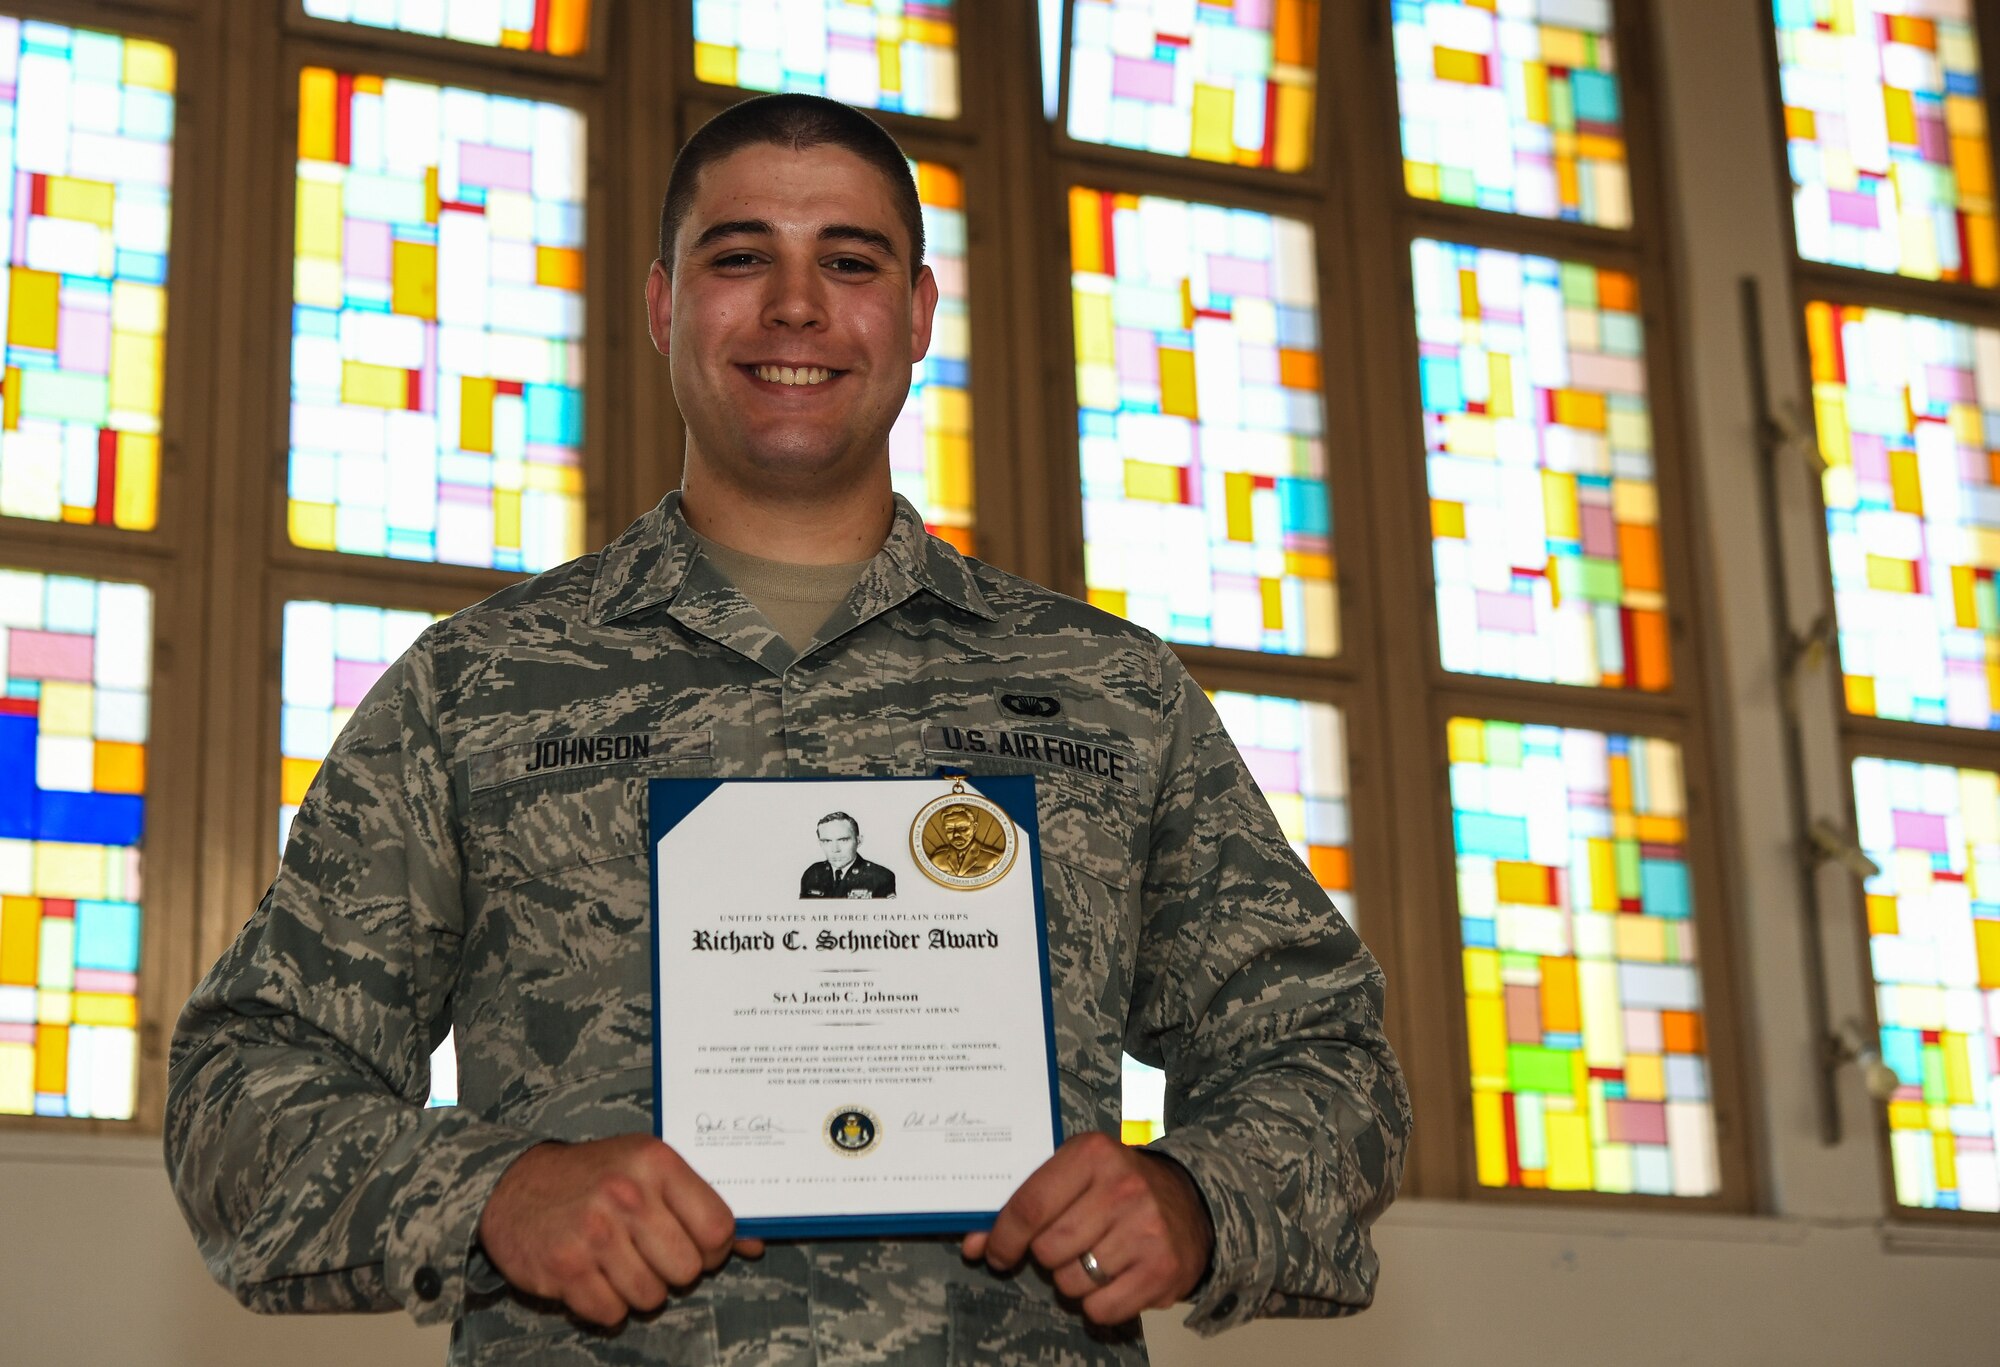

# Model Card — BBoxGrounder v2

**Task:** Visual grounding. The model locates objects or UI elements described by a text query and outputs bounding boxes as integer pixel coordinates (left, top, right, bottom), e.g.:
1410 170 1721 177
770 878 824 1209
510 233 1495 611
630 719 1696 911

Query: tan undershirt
695 532 873 654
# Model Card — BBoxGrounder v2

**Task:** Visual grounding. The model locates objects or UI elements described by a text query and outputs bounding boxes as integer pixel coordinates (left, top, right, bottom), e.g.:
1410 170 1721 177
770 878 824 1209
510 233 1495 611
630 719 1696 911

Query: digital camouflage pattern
166 493 1411 1366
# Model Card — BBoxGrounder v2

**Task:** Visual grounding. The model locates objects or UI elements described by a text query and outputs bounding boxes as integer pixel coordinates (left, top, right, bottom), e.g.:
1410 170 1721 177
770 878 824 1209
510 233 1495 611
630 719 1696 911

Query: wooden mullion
607 0 679 525
1315 0 1457 1199
187 0 280 983
1398 198 1639 263
1629 0 1777 1209
945 0 1026 581
1794 260 2000 324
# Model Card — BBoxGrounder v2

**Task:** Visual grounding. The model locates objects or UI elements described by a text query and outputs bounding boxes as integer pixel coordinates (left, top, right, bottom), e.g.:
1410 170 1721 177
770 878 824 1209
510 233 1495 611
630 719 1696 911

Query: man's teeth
754 365 833 386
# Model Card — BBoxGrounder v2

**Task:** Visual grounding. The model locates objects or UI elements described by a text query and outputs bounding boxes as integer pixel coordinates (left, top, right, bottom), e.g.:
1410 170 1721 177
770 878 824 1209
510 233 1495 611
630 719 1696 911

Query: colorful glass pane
279 598 454 1105
1211 690 1353 916
1071 187 1334 656
1394 0 1629 227
1775 0 1996 285
279 599 441 854
1853 755 2000 1211
692 0 961 120
1061 0 1319 172
893 159 973 553
1805 302 2000 730
301 0 591 55
1414 240 1669 691
288 67 587 573
0 20 174 530
1448 717 1719 1195
1124 689 1353 1145
0 568 149 1120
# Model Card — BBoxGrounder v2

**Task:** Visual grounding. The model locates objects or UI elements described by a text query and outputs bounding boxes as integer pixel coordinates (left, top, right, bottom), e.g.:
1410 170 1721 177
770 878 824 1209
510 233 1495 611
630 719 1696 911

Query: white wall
3 1 1997 1364
3 1134 1997 1366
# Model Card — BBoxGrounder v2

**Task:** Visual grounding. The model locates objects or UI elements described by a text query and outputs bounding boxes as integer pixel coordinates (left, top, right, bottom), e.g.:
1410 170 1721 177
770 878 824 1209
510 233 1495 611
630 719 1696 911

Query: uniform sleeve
164 634 542 1325
1130 648 1412 1336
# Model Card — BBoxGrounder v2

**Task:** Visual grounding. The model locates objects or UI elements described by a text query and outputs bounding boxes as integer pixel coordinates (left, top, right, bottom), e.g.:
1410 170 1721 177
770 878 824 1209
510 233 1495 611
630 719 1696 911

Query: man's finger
625 1198 708 1289
733 1237 766 1259
564 1269 633 1328
1023 1185 1122 1273
982 1143 1099 1269
959 1230 989 1261
598 1233 670 1315
652 1146 740 1267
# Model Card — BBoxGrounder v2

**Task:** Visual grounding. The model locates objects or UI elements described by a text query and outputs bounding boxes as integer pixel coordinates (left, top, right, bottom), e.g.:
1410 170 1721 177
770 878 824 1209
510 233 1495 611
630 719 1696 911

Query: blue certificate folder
646 774 1064 1239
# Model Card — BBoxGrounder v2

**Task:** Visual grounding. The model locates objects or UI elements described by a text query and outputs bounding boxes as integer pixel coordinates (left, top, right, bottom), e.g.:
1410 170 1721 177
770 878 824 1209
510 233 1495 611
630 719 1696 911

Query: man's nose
761 254 827 329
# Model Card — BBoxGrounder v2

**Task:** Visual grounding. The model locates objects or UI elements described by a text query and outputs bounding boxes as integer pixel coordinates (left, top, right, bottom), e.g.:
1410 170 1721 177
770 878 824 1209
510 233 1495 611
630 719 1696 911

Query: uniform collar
589 490 997 630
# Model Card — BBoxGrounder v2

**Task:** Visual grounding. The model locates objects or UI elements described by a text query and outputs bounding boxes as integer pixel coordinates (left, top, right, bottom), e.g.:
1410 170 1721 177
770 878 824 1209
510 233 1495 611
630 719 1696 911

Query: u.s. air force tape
921 724 1134 787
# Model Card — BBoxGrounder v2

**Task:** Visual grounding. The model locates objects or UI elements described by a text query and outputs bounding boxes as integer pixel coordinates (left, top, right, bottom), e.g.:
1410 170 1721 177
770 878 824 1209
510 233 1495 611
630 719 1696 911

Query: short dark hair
658 93 924 269
816 811 860 838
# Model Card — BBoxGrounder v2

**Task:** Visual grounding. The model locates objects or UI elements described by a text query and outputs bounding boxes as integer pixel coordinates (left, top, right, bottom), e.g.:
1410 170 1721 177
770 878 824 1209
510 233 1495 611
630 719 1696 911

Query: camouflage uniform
167 493 1411 1366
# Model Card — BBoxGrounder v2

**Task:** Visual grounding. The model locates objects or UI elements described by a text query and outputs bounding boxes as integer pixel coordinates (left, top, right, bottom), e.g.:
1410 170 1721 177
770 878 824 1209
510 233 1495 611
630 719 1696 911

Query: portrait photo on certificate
647 774 1062 1238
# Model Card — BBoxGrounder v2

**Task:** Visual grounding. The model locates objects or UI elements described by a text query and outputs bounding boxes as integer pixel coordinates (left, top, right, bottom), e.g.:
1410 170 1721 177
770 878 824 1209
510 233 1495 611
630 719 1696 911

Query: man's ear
909 263 939 364
645 258 673 356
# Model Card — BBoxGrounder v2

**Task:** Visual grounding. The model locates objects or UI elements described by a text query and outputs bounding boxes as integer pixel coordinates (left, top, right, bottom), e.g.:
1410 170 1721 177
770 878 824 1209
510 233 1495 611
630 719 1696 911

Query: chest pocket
464 731 715 888
922 723 1143 890
454 733 715 1114
924 729 1147 1138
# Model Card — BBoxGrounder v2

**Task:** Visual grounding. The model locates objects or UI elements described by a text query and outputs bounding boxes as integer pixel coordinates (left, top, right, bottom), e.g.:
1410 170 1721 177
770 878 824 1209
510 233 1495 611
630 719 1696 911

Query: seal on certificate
825 1106 879 1156
911 782 1018 890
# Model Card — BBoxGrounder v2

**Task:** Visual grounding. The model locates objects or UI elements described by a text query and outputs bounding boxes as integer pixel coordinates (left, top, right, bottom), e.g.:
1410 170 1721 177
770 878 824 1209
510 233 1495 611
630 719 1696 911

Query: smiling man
167 95 1409 1366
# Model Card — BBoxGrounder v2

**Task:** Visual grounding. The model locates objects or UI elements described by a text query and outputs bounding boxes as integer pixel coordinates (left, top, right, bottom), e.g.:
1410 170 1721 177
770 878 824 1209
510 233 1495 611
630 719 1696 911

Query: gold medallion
910 780 1019 891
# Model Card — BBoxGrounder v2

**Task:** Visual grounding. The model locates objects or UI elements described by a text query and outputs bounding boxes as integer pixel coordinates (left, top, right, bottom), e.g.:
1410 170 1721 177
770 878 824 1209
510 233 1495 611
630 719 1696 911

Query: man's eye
714 252 760 267
828 256 876 274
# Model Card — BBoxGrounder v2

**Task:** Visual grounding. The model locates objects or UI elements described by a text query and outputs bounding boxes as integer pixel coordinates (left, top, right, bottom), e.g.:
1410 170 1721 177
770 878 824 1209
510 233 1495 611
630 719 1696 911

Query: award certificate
648 775 1062 1238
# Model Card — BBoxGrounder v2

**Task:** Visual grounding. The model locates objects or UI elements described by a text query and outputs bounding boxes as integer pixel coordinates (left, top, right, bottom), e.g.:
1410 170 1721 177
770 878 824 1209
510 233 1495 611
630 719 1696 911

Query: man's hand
478 1135 764 1326
960 1132 1214 1325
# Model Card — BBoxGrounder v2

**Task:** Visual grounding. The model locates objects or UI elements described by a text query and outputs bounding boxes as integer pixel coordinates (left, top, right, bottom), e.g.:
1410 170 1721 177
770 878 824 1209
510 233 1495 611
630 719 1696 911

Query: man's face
941 810 974 851
647 143 937 495
817 820 859 868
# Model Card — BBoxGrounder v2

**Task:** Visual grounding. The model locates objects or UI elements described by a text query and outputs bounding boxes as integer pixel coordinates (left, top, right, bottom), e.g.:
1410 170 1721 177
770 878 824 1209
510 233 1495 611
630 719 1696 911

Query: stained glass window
301 0 592 56
1211 690 1353 916
1060 0 1319 172
1805 302 2000 730
289 67 587 572
0 568 149 1120
692 0 961 120
1394 0 1629 227
0 20 174 530
1775 0 1995 285
279 599 441 853
1853 755 2000 1211
1448 717 1719 1195
894 159 973 553
1124 689 1353 1144
1414 240 1669 691
279 598 455 1106
1071 187 1334 656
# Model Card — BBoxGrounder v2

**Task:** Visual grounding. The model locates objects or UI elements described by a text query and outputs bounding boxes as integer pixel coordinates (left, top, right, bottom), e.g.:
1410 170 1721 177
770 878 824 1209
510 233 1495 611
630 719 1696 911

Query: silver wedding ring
1078 1250 1113 1287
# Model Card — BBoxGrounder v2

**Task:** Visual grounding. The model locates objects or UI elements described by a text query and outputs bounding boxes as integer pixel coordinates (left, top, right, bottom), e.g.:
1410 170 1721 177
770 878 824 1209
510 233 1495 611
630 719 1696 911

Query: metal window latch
1759 399 1831 479
1785 613 1836 677
1806 818 1881 881
1822 1018 1902 1102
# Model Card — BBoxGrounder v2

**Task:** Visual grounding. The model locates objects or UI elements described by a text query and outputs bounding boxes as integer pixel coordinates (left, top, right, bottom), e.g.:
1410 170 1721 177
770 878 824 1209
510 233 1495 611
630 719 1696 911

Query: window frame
1334 0 1758 1206
0 0 215 1134
0 0 1763 1219
1760 0 2000 1229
